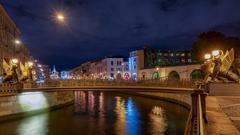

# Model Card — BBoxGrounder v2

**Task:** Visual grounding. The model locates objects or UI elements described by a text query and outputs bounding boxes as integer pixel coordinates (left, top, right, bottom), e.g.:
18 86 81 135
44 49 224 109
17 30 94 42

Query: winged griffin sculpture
202 48 240 83
2 59 18 83
2 59 33 83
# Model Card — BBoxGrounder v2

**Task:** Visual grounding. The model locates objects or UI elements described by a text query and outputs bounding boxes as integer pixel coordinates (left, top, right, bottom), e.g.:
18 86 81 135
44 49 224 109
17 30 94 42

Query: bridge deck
23 86 196 94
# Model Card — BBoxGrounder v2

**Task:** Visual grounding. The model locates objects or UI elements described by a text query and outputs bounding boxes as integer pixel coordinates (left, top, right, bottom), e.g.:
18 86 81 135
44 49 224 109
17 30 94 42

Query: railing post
191 92 199 135
200 93 208 123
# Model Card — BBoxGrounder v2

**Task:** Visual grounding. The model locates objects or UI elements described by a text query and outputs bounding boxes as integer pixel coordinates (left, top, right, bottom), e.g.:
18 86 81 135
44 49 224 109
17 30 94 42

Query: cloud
2 0 240 69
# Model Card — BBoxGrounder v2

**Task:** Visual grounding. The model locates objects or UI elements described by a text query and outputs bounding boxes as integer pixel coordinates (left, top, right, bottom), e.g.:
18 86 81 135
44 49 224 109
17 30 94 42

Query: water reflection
0 91 188 135
150 106 167 135
17 113 48 135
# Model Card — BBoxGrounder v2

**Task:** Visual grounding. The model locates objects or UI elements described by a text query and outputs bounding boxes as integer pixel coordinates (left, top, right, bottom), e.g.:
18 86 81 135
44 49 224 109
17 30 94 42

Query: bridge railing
0 83 23 93
35 79 202 89
185 90 207 135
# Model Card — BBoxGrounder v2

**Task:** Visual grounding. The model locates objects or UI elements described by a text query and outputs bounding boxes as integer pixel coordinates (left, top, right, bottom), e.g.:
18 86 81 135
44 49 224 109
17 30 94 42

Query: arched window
168 71 180 81
190 69 205 80
152 72 160 80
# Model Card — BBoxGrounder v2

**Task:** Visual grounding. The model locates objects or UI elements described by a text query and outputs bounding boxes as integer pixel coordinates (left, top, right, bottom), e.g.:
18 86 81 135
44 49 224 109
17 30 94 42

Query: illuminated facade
129 50 145 80
129 48 195 80
0 4 30 76
71 57 129 80
60 70 71 80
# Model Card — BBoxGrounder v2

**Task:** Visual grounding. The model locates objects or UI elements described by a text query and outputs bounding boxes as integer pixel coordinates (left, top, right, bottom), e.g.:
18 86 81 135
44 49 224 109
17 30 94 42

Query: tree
192 31 240 62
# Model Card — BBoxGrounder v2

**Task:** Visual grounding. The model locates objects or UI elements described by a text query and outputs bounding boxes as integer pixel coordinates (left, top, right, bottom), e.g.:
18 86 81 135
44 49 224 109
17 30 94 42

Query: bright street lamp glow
212 50 220 57
156 67 159 71
14 39 21 45
56 13 65 22
204 54 211 60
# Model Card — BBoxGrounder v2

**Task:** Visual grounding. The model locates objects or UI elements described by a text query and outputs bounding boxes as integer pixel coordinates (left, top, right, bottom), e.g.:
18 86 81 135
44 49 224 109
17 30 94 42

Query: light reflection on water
16 114 48 135
0 91 188 135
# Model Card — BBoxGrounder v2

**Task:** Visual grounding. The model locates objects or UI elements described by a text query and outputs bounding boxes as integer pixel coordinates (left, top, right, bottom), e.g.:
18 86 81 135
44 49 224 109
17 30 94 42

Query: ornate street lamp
204 54 211 60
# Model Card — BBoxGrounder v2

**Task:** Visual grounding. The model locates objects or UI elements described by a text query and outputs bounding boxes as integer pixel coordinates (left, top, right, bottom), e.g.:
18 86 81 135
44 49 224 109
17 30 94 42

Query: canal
0 91 189 135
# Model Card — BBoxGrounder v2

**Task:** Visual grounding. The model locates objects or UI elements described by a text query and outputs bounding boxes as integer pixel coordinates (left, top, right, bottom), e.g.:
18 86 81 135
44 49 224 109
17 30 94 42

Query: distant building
71 56 129 80
129 47 196 80
50 65 59 80
60 70 71 79
129 49 145 80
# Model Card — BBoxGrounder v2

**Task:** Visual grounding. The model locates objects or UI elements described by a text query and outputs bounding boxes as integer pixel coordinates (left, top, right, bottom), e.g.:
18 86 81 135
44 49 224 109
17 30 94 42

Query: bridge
0 79 207 135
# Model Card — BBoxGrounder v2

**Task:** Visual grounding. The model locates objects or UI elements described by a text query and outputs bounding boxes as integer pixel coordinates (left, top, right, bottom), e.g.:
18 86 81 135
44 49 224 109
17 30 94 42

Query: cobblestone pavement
206 96 240 135
217 96 240 131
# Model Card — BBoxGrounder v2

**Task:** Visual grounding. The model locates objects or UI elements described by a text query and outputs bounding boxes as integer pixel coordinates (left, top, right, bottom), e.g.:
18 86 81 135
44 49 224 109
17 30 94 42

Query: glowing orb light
212 50 220 57
204 54 211 60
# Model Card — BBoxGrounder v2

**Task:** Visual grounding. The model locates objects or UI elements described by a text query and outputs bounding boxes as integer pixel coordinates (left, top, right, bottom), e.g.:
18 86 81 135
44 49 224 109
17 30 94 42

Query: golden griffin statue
202 48 240 83
2 59 33 83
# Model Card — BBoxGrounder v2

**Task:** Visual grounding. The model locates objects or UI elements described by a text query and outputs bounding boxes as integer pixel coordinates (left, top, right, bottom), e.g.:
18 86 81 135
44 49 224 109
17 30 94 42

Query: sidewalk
206 96 240 135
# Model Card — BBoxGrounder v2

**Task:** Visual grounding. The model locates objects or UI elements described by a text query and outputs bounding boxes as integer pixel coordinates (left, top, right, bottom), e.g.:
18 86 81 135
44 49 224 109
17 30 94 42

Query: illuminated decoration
124 72 131 80
18 92 48 111
212 50 220 57
152 72 160 80
204 54 211 60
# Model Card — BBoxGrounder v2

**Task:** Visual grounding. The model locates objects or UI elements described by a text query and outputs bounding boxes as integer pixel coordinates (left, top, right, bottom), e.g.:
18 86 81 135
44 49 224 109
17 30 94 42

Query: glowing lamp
11 58 19 65
204 54 211 60
212 50 220 57
156 67 159 71
14 39 21 45
56 12 65 22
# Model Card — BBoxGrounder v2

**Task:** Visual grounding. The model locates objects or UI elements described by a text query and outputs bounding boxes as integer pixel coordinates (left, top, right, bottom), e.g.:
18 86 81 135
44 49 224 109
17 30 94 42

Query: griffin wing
220 48 235 72
3 59 11 74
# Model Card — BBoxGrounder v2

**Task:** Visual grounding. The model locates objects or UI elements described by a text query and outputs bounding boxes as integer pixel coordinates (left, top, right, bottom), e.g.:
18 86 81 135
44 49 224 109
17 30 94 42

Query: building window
188 59 192 62
134 58 136 62
176 53 179 56
134 65 136 69
181 53 185 56
176 59 180 63
170 53 174 57
110 73 114 78
111 61 114 65
111 68 114 71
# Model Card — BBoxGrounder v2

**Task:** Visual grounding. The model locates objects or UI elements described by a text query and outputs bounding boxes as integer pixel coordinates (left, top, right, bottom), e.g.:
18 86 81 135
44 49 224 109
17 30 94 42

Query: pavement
206 96 240 135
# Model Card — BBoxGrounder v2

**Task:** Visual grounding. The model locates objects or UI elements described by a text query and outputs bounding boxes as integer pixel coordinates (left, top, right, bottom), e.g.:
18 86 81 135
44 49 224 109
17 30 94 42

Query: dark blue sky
2 0 240 70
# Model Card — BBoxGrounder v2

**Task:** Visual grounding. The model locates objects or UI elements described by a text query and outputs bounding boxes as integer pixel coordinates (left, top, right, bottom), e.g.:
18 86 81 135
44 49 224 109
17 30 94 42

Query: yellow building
0 4 30 75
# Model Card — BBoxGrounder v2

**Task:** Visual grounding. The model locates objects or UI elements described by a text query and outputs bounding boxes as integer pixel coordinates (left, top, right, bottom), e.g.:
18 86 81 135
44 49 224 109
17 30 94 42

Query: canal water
0 91 189 135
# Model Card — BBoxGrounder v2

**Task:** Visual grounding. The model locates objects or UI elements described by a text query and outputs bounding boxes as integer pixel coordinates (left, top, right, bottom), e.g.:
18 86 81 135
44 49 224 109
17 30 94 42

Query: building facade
129 49 145 80
71 57 130 80
129 47 196 80
0 4 30 76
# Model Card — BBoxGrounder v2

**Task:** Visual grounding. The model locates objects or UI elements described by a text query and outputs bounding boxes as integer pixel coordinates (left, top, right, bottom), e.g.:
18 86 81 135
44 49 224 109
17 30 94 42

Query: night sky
1 0 240 70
